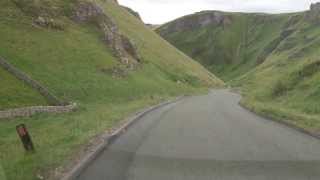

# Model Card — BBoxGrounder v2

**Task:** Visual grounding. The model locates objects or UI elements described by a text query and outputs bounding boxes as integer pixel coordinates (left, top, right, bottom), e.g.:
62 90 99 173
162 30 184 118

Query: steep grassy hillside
237 14 320 132
0 68 47 109
0 0 222 179
157 5 320 134
157 11 296 81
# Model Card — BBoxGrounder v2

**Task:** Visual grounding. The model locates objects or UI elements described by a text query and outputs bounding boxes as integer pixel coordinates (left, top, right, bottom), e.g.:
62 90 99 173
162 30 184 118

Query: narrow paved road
76 90 320 180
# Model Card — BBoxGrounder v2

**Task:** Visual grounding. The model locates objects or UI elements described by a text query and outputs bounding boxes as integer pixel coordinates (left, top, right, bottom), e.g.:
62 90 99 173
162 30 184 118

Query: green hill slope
157 11 295 81
0 0 222 179
157 5 320 134
0 68 47 109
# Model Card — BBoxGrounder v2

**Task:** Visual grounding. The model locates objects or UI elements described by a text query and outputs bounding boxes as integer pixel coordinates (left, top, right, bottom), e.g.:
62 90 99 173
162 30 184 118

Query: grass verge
0 1 222 179
0 90 208 180
240 97 320 137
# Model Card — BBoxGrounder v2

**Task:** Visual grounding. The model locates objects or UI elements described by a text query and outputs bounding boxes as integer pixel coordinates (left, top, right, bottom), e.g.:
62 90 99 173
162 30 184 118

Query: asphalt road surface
76 89 320 180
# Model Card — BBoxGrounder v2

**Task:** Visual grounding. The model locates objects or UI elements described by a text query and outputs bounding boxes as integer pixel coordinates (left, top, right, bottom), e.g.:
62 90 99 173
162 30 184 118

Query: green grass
157 12 292 81
0 96 177 180
0 164 6 180
157 10 320 134
236 56 320 132
241 99 320 132
0 68 47 110
0 0 223 179
233 16 320 131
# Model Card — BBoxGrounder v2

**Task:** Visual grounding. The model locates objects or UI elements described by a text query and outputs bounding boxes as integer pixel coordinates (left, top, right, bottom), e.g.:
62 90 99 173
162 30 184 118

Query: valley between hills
1 0 320 179
157 3 320 136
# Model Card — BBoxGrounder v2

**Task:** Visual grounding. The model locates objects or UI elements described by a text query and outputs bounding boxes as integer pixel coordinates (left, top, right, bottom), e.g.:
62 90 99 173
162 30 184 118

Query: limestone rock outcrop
121 6 142 21
159 11 231 36
33 16 65 30
73 2 140 67
307 2 320 22
310 2 320 11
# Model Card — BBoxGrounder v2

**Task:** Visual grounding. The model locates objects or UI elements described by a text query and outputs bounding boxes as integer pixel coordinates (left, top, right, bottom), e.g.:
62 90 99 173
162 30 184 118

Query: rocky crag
0 0 142 118
307 2 320 22
156 3 320 134
159 11 231 36
121 5 142 21
157 4 320 80
73 1 141 68
13 0 141 69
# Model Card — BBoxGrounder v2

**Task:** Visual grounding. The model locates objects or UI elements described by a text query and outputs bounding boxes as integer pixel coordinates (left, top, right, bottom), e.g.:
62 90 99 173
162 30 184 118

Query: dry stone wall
0 57 77 119
0 103 77 119
0 0 137 119
0 57 64 106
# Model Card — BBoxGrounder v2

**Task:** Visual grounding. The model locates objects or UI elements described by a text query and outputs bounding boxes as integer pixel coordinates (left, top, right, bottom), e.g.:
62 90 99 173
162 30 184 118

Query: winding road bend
76 89 320 180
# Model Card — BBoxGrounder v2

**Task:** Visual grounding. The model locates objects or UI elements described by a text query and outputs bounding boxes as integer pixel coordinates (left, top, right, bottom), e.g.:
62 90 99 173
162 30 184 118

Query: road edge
229 88 320 140
239 102 320 140
59 96 185 180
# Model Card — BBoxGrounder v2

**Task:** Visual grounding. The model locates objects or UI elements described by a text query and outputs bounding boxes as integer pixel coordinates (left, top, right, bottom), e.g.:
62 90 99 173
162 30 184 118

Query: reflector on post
16 124 35 152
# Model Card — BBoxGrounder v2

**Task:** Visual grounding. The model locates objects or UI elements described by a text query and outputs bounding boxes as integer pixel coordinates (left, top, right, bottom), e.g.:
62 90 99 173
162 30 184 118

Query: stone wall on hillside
0 103 77 119
0 57 76 119
72 1 140 68
0 57 65 106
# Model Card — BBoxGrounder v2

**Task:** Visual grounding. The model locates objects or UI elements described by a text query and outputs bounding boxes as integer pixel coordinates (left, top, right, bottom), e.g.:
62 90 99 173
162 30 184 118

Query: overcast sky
118 0 320 24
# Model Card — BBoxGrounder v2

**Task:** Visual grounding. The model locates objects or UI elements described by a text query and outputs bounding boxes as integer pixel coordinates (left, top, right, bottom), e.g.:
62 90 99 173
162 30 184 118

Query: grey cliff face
73 2 140 67
310 2 320 11
160 11 231 36
307 2 320 22
121 6 142 21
